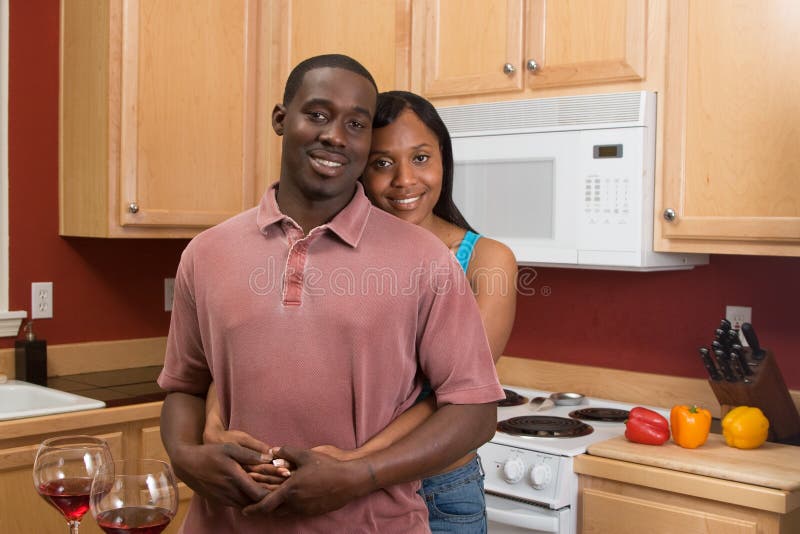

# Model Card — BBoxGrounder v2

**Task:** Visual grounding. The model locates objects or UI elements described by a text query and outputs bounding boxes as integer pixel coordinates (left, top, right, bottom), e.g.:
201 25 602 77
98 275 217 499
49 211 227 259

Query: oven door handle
486 504 560 532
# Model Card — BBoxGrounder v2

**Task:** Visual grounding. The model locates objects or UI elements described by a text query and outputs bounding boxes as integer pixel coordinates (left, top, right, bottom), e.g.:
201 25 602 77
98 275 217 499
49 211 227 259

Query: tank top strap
454 230 481 273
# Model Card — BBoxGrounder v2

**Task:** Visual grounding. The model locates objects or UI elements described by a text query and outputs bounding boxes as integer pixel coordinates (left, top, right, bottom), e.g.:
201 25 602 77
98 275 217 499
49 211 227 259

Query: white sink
0 380 106 421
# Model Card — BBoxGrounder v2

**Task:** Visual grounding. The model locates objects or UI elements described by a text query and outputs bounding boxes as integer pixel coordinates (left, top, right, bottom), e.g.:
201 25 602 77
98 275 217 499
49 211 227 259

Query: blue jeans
418 455 486 534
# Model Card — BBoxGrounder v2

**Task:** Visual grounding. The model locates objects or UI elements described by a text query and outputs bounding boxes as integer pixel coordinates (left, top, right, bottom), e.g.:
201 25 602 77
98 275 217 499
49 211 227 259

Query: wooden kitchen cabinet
59 0 270 238
410 0 647 99
657 0 800 256
575 455 800 534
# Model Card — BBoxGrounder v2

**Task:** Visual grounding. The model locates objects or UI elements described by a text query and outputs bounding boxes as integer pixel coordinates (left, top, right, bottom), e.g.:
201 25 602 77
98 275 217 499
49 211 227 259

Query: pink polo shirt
159 182 503 533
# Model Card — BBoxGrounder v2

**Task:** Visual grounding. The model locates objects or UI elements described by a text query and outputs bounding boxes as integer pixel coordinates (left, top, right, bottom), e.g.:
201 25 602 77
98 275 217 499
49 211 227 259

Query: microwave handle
486 503 560 532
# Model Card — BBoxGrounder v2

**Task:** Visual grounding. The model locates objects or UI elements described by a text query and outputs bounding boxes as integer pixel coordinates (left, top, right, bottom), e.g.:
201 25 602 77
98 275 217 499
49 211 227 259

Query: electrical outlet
726 305 752 345
164 278 175 312
31 282 53 319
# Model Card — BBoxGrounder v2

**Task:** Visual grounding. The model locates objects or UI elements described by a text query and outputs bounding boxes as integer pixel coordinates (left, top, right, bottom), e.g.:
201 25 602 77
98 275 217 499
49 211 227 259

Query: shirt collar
256 181 371 248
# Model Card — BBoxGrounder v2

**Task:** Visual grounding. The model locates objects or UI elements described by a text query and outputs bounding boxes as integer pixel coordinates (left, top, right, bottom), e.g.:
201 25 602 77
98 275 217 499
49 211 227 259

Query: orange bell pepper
670 405 711 449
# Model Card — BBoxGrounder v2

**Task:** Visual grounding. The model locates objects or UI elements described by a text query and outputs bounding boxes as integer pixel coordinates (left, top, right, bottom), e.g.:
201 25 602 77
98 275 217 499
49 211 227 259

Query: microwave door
451 131 580 265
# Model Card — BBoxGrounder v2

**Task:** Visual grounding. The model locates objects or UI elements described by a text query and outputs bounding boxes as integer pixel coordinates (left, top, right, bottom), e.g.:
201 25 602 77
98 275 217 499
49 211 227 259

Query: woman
205 91 517 533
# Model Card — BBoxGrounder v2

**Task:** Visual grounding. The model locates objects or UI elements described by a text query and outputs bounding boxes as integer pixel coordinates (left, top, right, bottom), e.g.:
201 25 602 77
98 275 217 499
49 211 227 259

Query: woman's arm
203 382 291 485
315 236 517 460
467 237 518 362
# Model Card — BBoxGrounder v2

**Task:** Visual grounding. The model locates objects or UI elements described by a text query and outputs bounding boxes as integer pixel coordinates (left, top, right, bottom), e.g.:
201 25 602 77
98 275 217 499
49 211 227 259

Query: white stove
479 386 669 534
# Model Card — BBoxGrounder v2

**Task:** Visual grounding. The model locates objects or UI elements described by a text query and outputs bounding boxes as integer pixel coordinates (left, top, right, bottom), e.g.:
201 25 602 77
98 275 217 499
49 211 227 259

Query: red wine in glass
37 477 93 521
95 506 172 534
33 435 113 534
91 459 178 534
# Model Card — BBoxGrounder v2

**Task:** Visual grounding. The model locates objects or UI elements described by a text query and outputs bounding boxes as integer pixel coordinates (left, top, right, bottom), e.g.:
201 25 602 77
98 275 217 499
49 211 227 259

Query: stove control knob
530 463 552 489
501 458 526 484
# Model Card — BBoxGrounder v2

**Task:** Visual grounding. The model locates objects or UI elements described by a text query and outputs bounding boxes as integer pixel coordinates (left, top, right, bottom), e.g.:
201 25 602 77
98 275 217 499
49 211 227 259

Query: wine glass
90 459 178 534
33 435 114 534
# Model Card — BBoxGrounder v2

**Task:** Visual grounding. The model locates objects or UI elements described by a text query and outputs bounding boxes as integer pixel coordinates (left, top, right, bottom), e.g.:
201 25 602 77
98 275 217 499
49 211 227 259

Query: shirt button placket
282 234 314 306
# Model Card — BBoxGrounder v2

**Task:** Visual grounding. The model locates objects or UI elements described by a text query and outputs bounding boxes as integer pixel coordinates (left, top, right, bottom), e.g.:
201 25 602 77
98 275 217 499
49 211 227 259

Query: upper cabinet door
117 0 260 228
411 0 524 98
659 0 800 255
272 0 410 93
60 0 267 238
525 0 646 89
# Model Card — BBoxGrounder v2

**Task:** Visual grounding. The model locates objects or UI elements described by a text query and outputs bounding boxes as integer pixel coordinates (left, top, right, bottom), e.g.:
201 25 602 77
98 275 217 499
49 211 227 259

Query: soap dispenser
15 320 47 385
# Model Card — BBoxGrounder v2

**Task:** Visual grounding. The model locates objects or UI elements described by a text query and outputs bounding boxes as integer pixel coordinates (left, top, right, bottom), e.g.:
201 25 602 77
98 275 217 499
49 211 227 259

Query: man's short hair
283 54 378 106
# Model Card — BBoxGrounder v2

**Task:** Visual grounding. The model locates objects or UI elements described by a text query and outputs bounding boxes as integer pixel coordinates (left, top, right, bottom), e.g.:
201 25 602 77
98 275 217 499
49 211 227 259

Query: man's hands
162 392 284 509
242 446 374 517
171 441 274 508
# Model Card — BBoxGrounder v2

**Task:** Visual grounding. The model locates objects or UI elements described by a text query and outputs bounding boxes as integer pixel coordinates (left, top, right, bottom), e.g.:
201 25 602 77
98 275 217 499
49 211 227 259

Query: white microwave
438 91 708 271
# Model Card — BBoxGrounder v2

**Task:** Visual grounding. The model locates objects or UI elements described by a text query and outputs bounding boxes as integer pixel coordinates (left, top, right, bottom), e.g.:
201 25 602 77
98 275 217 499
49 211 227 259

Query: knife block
708 349 800 444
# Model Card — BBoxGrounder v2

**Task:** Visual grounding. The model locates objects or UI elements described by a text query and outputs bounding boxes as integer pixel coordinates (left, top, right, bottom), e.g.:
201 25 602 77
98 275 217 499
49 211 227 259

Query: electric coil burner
569 407 630 422
496 415 594 438
498 388 529 407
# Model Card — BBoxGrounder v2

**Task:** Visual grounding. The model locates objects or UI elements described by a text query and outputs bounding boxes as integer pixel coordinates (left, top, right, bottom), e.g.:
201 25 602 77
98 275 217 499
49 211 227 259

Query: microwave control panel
583 175 632 227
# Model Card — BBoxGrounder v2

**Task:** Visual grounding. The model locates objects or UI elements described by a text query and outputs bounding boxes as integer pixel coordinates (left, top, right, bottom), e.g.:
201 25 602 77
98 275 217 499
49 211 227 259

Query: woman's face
363 109 443 227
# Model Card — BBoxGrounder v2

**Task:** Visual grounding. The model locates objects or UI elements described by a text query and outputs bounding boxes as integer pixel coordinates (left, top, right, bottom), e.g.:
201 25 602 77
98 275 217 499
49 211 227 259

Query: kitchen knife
699 347 722 381
732 343 758 368
726 328 740 348
714 349 737 382
741 322 766 360
729 351 752 382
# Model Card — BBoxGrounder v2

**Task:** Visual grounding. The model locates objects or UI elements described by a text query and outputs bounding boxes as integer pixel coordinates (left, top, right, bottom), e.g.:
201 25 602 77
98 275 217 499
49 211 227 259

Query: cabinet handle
526 59 539 72
128 202 139 214
663 208 676 222
503 63 516 75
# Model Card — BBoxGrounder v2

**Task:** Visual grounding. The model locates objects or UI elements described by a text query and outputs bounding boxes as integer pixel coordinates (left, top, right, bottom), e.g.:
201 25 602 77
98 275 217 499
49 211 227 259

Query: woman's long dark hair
371 91 477 233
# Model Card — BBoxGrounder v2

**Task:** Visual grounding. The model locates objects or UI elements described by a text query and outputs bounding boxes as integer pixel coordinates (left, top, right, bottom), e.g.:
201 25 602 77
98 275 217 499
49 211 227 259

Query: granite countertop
46 366 166 407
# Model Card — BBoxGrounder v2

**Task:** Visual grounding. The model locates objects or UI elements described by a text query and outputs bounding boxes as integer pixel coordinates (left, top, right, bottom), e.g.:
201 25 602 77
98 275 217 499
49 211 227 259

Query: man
158 54 503 533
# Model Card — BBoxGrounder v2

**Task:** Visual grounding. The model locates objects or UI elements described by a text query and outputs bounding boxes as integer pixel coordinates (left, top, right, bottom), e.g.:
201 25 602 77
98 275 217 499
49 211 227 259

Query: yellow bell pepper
670 405 711 449
722 406 770 449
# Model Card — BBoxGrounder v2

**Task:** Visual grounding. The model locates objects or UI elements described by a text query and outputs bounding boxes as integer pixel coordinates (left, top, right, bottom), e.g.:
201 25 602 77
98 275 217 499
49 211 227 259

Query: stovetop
493 386 670 456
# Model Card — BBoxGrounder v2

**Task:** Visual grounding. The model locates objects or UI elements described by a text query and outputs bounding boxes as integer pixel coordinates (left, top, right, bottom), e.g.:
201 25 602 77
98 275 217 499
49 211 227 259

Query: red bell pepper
625 407 670 445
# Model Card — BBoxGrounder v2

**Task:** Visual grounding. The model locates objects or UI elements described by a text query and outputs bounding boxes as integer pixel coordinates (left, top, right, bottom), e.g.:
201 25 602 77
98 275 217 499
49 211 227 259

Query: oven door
486 493 571 533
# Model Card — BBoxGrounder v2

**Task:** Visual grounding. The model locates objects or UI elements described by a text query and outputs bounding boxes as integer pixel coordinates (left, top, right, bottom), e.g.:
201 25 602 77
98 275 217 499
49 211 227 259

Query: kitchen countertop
45 365 166 407
576 434 800 515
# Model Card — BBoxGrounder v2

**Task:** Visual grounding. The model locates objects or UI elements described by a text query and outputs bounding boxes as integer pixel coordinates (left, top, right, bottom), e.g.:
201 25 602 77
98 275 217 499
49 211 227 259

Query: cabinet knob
128 202 140 214
526 59 539 72
663 208 676 222
503 63 516 75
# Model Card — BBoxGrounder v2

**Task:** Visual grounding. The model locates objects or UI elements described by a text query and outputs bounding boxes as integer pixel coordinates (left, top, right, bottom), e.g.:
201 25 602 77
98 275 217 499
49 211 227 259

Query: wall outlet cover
31 282 53 319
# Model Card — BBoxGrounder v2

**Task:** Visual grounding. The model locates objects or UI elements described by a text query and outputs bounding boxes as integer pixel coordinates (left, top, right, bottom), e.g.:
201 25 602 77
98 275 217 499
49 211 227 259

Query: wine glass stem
68 520 80 534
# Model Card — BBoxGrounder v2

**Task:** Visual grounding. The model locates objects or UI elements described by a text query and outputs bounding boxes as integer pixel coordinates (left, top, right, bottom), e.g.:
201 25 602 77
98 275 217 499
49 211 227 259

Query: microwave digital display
594 144 623 158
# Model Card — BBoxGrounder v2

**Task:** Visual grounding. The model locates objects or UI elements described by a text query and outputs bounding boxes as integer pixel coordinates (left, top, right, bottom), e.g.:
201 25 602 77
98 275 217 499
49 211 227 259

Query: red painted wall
505 256 800 389
4 1 799 391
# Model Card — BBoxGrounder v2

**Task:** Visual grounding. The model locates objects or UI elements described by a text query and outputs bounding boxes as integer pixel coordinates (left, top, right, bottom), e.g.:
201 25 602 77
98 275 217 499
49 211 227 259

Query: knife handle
699 347 722 381
729 351 752 380
741 322 766 360
714 349 737 382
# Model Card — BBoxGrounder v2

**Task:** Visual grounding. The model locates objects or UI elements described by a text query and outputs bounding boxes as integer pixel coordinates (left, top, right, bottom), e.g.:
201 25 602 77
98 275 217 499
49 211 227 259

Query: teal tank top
454 230 480 273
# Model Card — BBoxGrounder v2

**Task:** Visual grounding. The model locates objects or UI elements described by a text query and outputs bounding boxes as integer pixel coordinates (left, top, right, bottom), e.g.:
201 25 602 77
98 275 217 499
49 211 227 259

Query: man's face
273 67 376 202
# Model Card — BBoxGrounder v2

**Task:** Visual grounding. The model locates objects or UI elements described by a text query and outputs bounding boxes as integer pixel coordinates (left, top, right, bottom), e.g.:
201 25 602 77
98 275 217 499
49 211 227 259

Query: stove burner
498 388 529 407
497 416 594 438
569 407 630 422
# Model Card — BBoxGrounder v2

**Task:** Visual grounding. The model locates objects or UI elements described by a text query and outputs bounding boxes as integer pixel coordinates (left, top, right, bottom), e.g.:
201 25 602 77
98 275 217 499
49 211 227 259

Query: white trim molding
0 0 26 337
